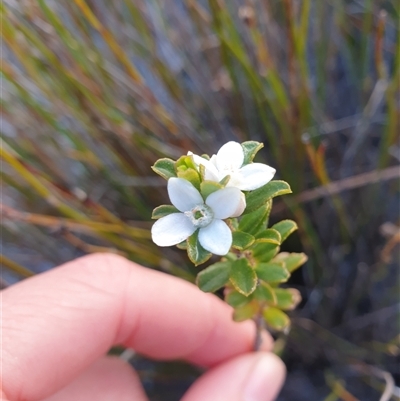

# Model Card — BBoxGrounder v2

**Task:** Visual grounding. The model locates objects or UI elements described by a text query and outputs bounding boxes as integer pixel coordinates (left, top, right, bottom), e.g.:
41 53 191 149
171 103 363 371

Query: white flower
189 141 276 191
151 177 246 255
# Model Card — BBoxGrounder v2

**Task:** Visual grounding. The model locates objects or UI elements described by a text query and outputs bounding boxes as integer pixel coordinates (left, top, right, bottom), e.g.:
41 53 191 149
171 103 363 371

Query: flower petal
168 177 203 212
151 213 196 246
198 219 232 255
230 191 246 217
228 163 276 191
188 152 220 181
209 154 218 167
206 187 246 219
216 141 244 172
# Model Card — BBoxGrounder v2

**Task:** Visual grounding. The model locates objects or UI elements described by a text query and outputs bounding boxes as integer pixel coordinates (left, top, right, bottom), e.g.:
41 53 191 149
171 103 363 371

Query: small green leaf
176 241 187 250
232 301 258 322
241 141 264 165
219 175 231 186
271 220 298 243
200 180 223 199
196 261 231 292
225 289 251 308
252 242 280 263
256 262 290 283
151 205 179 219
223 252 238 262
187 231 212 266
253 282 277 304
244 181 292 213
229 258 257 296
230 217 239 230
176 155 197 170
232 231 255 250
254 228 281 245
151 158 176 180
200 154 210 160
263 307 290 331
238 201 272 235
273 252 308 273
177 167 201 190
275 288 302 310
199 164 206 180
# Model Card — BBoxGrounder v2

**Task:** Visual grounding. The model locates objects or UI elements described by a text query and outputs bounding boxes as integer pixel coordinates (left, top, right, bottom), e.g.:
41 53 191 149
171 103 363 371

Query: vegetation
1 0 399 399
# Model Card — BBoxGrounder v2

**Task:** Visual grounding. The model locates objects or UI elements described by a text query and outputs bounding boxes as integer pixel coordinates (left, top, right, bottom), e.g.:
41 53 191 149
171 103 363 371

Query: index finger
2 253 272 401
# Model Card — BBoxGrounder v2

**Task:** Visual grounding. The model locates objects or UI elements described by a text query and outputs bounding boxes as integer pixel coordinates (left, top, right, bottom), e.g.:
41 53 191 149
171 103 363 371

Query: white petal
198 219 232 255
209 154 218 167
227 163 276 191
230 191 246 217
216 141 244 172
189 153 220 181
151 213 196 246
168 177 203 212
206 187 246 219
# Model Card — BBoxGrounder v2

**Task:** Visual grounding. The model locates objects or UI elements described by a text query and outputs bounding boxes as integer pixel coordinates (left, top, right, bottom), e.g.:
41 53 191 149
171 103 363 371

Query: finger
2 253 273 401
42 357 148 401
182 352 286 401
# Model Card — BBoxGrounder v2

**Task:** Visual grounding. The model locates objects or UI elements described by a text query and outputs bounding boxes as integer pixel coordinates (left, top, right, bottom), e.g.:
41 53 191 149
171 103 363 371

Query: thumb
182 352 286 401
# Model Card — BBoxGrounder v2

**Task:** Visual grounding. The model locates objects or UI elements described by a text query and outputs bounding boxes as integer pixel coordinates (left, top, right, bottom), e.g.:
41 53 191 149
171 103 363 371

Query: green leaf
275 288 302 310
196 261 231 292
151 205 179 219
263 307 290 331
223 252 238 262
200 154 210 160
200 180 223 199
230 217 239 230
219 175 231 186
273 252 308 273
256 262 290 283
187 231 212 266
151 158 176 180
232 231 255 250
177 167 201 190
238 201 272 235
252 242 280 263
254 228 281 245
176 155 197 170
229 258 257 296
241 141 263 165
253 282 277 304
176 241 187 250
244 181 292 213
225 289 251 308
232 301 258 322
271 220 298 243
199 164 206 180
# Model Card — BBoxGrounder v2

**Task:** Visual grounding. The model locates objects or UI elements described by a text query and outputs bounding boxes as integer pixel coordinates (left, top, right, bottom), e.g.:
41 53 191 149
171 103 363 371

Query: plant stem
253 310 265 351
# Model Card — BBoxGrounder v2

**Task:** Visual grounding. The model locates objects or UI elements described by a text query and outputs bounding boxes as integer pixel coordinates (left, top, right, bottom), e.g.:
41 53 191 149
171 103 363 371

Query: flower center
185 204 214 228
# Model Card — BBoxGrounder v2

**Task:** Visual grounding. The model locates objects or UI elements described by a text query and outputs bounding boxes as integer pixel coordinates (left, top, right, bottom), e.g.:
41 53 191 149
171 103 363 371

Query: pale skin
1 253 286 401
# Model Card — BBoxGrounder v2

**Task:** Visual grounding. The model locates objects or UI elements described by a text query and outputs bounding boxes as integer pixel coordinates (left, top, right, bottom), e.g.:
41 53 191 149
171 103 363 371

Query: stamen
185 204 214 228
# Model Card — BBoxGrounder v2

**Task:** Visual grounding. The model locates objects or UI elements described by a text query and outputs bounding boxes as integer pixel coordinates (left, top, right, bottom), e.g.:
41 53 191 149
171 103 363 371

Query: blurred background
1 0 399 400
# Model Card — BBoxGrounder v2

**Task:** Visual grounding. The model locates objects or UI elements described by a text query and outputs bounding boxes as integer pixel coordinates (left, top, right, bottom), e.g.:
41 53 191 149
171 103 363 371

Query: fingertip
182 352 286 401
242 353 286 401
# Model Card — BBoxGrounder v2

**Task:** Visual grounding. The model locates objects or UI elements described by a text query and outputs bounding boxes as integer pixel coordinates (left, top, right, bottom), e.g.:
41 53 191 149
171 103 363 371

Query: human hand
1 253 285 401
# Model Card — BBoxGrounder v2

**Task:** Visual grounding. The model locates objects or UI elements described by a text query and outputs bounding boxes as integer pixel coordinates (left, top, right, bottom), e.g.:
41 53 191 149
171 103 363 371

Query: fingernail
243 354 286 401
